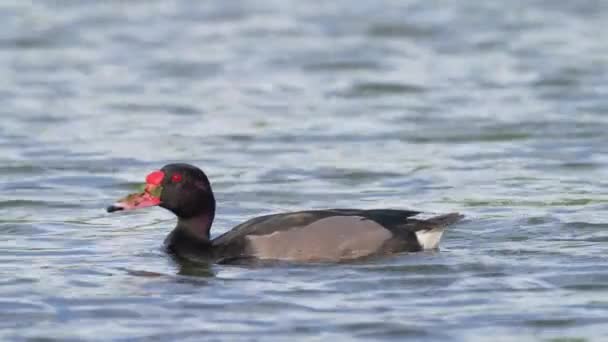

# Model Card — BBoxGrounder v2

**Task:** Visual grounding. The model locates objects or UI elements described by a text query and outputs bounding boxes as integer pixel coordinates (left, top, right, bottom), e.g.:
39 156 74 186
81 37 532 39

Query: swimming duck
107 163 463 263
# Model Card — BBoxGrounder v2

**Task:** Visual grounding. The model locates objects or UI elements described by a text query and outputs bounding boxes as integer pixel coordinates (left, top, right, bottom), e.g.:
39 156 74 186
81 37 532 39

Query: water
1 0 608 340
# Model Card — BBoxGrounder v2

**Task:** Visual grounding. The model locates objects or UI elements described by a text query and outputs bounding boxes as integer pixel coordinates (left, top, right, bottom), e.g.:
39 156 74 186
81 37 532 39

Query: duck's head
107 163 215 220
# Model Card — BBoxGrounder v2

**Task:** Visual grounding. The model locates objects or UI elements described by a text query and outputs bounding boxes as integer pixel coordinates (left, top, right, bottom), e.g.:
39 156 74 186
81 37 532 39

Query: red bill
107 170 165 213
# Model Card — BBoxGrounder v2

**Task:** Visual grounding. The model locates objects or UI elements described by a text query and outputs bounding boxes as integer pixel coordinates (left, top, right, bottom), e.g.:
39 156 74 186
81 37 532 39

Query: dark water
1 1 608 341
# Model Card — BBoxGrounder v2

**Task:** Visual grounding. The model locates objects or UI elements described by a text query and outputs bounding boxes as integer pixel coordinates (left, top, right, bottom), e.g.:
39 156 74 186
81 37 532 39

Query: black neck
176 211 215 241
165 212 215 259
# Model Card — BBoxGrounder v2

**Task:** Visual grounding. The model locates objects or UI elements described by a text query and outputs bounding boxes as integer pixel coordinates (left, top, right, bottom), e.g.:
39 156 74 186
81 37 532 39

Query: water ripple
0 0 607 341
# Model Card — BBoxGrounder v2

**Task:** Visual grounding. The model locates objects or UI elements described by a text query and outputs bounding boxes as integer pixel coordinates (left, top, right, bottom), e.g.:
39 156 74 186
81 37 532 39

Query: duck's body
165 209 461 263
108 164 463 263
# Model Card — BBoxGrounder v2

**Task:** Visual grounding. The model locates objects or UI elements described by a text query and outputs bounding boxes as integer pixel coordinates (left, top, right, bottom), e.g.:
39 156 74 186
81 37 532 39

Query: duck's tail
414 212 464 249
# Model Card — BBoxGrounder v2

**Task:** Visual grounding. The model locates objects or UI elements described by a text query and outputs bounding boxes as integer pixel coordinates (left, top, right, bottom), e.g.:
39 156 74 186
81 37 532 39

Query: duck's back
211 209 463 263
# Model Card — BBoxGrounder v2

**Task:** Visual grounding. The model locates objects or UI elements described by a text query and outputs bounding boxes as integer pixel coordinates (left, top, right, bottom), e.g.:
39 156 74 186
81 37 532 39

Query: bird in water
107 163 463 263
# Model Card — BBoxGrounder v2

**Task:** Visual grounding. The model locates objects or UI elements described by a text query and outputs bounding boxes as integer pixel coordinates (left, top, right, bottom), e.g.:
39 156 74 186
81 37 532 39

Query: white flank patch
415 228 445 249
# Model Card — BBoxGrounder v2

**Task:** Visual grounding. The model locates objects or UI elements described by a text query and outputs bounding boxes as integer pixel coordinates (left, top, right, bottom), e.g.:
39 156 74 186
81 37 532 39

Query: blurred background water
1 0 608 341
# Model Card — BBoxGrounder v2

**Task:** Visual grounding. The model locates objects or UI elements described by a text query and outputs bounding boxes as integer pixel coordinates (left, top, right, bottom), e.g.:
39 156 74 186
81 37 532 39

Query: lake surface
1 1 608 341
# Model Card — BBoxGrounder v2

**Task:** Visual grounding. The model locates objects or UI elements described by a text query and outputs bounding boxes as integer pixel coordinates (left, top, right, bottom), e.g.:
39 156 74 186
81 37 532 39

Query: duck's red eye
171 173 183 183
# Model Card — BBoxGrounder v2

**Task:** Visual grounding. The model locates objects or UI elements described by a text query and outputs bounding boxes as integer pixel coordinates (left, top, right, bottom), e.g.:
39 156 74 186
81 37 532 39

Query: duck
107 163 463 263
